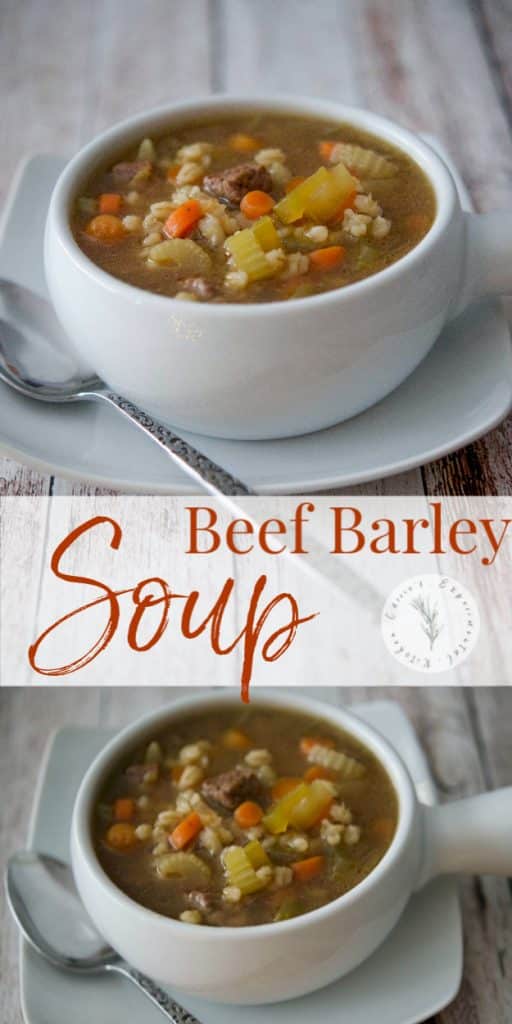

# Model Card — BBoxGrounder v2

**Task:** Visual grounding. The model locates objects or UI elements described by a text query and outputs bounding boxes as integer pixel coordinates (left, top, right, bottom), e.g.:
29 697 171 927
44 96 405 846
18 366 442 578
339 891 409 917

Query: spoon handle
107 962 203 1023
94 390 254 496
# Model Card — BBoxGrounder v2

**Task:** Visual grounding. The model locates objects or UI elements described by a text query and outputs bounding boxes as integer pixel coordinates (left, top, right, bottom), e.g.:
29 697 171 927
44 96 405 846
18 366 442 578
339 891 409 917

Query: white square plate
20 700 462 1024
0 146 511 492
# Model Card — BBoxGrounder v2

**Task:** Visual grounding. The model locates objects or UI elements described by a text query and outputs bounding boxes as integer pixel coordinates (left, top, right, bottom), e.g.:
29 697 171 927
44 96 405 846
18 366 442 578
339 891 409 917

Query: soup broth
72 112 435 303
94 705 398 927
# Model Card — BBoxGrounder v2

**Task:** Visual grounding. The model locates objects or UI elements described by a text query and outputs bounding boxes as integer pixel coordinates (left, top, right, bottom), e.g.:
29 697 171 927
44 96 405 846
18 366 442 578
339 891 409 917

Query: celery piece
225 229 274 281
156 852 211 884
137 137 156 162
252 215 281 252
276 164 357 224
77 196 97 216
223 846 265 895
244 839 270 870
289 780 334 830
306 163 357 221
149 238 211 275
274 168 329 224
273 898 304 922
263 783 310 835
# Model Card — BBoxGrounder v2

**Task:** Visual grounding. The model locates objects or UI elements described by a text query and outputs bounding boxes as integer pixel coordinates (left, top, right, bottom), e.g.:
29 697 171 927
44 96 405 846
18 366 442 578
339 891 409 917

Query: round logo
381 574 480 673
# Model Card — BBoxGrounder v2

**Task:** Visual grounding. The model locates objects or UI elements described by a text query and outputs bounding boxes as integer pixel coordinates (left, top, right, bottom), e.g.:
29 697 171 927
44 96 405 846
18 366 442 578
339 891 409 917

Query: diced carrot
170 811 203 850
99 192 122 214
240 190 275 219
405 213 430 235
319 140 338 161
285 176 306 194
272 777 302 800
222 728 251 751
234 800 263 828
229 132 260 153
164 199 203 239
166 163 180 181
86 214 126 243
304 765 333 783
292 855 325 882
330 190 357 223
299 736 336 756
106 823 137 849
113 797 135 821
309 245 346 270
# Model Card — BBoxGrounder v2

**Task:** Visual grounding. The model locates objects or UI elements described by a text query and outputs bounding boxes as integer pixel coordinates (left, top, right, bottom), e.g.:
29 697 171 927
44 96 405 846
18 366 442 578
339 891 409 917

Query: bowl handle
451 211 512 318
416 786 512 889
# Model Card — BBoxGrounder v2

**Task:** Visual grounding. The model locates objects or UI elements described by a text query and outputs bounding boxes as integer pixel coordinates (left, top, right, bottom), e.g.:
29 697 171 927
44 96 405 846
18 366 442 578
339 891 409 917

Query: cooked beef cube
181 276 216 300
201 765 265 811
187 890 217 914
203 162 273 205
112 159 152 186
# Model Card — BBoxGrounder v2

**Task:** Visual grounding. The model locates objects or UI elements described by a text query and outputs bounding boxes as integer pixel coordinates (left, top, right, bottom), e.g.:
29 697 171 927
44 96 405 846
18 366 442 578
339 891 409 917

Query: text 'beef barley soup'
94 706 398 926
72 113 436 303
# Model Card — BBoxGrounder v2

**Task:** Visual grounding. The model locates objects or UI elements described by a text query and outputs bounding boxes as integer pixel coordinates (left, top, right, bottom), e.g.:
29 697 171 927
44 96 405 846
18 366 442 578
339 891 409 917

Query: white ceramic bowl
45 95 512 441
71 691 512 1005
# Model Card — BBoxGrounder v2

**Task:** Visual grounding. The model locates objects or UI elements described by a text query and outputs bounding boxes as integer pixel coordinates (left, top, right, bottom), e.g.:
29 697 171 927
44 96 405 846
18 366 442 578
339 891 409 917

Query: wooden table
0 685 511 1023
1 0 512 497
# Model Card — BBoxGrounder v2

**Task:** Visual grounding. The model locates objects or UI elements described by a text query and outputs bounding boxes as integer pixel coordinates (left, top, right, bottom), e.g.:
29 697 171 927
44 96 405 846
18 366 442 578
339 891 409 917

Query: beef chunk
201 765 265 811
187 890 217 914
203 162 273 205
112 160 152 186
180 276 216 300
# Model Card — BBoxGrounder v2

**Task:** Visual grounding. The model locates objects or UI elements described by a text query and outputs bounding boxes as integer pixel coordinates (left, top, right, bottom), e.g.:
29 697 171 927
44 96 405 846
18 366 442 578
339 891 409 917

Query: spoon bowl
0 278 251 494
5 850 202 1022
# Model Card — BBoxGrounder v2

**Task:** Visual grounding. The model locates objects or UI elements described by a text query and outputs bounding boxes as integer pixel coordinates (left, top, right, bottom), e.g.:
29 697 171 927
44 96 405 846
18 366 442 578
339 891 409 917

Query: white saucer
1 152 511 493
21 699 462 1024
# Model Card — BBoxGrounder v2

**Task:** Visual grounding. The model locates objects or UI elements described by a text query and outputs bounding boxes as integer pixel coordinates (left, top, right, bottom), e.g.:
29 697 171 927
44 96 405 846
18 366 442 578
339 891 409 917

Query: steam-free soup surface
94 705 398 927
72 112 435 303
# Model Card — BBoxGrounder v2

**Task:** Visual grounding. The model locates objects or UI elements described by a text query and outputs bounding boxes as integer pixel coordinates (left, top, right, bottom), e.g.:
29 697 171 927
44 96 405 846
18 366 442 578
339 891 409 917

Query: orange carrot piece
240 190 275 219
330 190 357 223
299 736 336 756
99 192 122 214
164 199 203 239
106 823 137 849
319 140 338 161
285 176 306 194
272 777 302 800
292 855 325 882
304 765 333 783
166 163 180 181
234 800 263 828
86 213 125 243
309 245 346 270
170 811 203 850
222 728 251 751
229 132 260 153
114 797 135 821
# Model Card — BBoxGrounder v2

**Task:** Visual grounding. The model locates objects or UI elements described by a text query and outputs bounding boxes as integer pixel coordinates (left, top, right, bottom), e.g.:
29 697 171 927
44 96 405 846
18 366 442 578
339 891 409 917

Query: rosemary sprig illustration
410 593 443 651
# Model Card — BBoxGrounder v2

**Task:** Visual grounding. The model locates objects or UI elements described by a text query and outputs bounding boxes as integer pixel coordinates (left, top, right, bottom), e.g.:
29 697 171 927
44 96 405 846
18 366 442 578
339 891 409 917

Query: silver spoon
6 849 203 1023
0 279 252 496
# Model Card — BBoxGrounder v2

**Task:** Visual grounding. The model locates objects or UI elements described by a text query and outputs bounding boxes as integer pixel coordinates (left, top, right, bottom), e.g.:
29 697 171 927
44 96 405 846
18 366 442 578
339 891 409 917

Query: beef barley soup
94 706 398 927
72 112 436 304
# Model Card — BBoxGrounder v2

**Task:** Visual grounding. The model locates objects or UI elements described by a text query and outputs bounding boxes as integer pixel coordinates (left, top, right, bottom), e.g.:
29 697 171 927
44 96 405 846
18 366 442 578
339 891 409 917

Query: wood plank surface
0 0 511 495
0 686 510 1023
